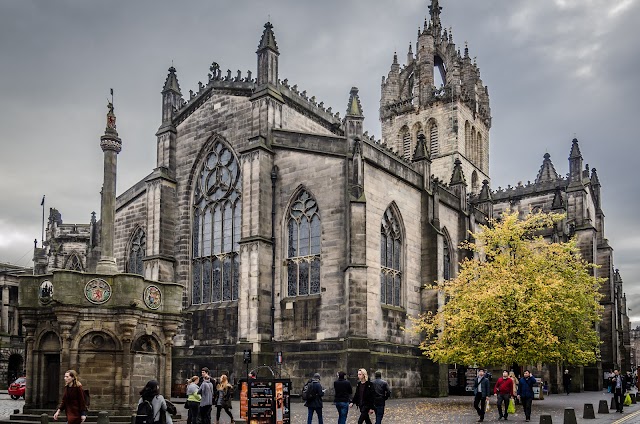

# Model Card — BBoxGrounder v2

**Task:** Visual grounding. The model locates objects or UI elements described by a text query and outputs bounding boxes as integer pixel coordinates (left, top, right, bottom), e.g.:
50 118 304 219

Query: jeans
307 406 323 424
199 405 211 424
335 402 349 424
496 394 510 418
473 394 486 420
187 404 199 424
374 404 385 424
521 396 533 419
215 405 233 421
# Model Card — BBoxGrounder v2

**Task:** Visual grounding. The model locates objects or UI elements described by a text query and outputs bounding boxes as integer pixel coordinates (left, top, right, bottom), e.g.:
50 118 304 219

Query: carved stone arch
380 202 405 307
37 331 61 352
131 333 163 354
125 225 146 275
433 54 447 87
72 328 122 351
471 170 479 192
63 251 84 272
441 227 454 281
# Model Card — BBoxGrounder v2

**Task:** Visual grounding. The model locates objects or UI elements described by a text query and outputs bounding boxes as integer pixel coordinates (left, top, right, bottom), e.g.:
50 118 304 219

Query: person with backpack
198 368 214 424
350 368 375 424
372 371 391 424
53 370 87 424
137 380 172 424
333 371 352 424
303 373 324 424
185 376 201 424
213 374 234 424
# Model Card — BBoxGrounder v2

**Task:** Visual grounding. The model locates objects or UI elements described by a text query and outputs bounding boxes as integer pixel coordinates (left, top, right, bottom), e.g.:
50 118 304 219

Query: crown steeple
429 0 442 30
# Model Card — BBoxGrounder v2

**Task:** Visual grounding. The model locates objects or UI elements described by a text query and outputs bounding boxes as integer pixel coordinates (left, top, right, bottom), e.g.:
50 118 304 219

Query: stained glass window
192 139 242 305
127 228 145 276
443 231 452 281
380 207 402 306
66 253 84 272
286 190 321 297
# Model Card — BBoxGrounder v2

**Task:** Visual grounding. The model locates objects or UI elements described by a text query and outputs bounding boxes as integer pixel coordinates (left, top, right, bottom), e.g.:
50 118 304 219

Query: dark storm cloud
1 0 639 320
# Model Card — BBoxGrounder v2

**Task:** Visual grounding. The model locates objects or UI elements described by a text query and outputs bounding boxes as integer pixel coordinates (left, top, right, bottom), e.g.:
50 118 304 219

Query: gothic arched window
192 139 242 304
127 228 146 275
428 120 439 157
286 189 321 297
443 229 452 281
65 253 83 271
380 206 402 307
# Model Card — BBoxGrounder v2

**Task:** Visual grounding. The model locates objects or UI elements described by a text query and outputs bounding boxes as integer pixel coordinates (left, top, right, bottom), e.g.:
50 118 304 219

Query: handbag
507 398 516 414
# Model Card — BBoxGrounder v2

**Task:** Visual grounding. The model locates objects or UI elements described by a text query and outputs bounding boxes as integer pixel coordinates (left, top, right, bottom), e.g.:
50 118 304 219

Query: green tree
412 210 604 366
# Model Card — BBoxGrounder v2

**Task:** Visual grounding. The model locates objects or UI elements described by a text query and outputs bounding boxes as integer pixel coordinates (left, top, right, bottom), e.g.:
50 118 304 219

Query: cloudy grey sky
1 0 638 318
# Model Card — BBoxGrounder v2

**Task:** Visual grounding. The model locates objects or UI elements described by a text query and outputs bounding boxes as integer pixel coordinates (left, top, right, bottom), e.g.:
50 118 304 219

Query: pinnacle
257 21 279 53
346 87 363 118
535 152 559 184
163 66 181 94
450 158 466 185
569 137 582 158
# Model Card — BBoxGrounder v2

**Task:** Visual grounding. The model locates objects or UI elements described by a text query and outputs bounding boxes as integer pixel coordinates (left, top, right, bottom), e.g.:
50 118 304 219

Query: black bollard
611 396 616 410
598 399 609 413
583 403 595 419
563 408 577 424
40 413 49 424
539 414 553 424
97 411 109 424
632 393 637 404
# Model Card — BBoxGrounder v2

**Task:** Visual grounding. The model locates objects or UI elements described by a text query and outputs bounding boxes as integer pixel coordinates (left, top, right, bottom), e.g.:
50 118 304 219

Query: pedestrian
605 369 613 393
372 371 391 424
494 370 514 421
473 369 490 423
508 371 518 404
350 368 376 424
137 380 173 424
199 368 214 424
563 369 572 395
333 371 352 424
53 370 87 424
611 369 627 413
517 370 536 422
214 374 234 424
186 376 201 424
305 373 324 424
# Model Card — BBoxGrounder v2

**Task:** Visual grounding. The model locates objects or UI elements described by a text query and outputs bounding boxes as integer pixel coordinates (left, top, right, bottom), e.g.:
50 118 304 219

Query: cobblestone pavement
0 392 24 419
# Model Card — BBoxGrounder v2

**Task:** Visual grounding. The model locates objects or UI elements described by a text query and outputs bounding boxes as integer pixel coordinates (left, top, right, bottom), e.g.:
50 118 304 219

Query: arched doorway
39 332 61 408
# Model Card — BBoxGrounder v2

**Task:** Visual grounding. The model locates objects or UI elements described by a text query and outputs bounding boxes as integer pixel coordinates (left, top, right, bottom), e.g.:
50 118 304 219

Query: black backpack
301 380 316 401
136 399 155 424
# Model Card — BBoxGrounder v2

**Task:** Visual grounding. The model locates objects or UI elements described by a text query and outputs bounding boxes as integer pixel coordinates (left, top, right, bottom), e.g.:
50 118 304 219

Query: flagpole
41 195 45 248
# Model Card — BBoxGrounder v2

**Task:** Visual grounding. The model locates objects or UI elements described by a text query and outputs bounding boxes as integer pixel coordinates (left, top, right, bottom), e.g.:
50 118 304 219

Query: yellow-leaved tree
412 210 604 366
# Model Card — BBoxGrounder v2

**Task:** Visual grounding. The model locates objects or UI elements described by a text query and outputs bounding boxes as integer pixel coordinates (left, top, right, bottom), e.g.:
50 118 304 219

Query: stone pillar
13 308 19 335
119 319 137 408
23 319 37 408
163 324 177 398
96 101 122 274
1 285 8 333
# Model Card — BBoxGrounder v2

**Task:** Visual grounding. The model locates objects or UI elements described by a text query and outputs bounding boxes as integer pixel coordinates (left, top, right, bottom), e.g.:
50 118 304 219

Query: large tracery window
380 206 402 307
192 140 241 304
127 228 146 275
286 190 321 297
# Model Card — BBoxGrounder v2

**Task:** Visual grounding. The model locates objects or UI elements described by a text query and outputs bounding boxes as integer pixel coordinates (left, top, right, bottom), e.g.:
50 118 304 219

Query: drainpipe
270 165 279 341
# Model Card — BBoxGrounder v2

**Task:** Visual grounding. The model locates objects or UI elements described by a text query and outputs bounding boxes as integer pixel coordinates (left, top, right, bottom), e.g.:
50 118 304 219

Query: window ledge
381 303 406 313
281 293 322 302
185 300 238 311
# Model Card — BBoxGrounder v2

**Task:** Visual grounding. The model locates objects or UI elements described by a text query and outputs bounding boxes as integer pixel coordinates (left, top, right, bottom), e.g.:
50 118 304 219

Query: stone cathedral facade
30 0 629 396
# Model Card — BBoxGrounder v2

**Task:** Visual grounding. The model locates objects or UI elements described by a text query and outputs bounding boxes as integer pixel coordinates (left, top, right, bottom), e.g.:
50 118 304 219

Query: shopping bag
624 393 632 406
507 398 516 414
485 397 490 411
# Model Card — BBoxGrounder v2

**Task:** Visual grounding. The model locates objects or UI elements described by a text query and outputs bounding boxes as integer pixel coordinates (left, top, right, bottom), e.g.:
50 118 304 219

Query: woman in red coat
53 370 87 424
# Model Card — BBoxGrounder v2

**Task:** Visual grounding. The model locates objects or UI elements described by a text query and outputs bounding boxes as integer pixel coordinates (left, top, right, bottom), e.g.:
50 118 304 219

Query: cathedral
27 0 630 398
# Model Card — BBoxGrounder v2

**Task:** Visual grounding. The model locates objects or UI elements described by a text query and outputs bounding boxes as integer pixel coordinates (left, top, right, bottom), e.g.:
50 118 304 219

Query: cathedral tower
380 0 491 193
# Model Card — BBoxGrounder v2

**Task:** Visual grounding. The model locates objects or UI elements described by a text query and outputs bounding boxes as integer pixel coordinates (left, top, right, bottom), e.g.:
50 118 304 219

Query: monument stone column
96 98 122 274
1 285 8 333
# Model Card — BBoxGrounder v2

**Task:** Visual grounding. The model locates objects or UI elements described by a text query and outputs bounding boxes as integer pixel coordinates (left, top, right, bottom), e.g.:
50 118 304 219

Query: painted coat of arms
39 280 53 304
144 285 162 310
84 278 112 304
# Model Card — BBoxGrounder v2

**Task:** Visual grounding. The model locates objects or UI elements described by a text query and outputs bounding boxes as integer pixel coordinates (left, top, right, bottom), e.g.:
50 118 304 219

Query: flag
40 195 45 206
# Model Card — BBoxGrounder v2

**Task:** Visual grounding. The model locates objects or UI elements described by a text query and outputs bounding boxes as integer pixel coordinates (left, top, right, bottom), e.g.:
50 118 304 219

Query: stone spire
412 133 430 162
96 93 122 274
345 87 364 142
162 66 181 93
535 153 559 184
476 179 493 218
428 0 442 30
568 137 584 186
256 22 280 87
346 86 364 118
478 179 492 202
450 158 466 186
591 168 602 211
161 66 183 124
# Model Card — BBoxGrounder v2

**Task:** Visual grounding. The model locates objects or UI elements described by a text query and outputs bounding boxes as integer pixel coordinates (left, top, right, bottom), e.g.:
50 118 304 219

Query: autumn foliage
412 210 604 366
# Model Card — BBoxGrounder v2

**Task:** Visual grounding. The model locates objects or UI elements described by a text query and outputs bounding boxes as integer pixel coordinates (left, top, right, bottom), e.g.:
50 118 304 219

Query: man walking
198 367 214 424
611 369 627 413
473 369 490 422
333 372 352 424
517 370 536 422
305 373 324 424
563 369 572 395
494 370 514 421
372 371 391 424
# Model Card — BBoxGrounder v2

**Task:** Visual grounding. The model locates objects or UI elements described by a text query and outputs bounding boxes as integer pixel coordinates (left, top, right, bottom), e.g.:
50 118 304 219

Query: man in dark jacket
305 373 324 424
473 369 490 422
333 371 352 424
350 368 376 424
372 371 391 424
563 369 572 395
517 370 536 422
611 369 627 413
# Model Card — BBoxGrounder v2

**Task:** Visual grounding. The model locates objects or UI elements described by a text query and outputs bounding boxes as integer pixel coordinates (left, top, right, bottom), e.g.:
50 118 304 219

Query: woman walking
53 370 87 424
138 380 172 424
350 369 375 424
213 374 234 424
186 376 201 424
